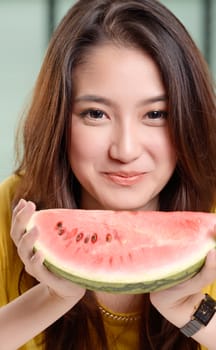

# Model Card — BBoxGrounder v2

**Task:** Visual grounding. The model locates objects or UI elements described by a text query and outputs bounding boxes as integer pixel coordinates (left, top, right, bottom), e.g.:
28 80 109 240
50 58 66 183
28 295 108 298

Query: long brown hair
14 0 216 348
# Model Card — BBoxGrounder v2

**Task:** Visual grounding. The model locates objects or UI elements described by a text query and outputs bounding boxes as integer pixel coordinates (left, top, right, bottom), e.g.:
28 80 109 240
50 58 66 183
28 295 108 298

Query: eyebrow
74 94 168 107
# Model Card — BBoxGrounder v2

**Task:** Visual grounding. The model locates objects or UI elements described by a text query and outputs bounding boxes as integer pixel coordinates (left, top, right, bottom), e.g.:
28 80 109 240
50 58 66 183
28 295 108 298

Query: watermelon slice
27 210 216 294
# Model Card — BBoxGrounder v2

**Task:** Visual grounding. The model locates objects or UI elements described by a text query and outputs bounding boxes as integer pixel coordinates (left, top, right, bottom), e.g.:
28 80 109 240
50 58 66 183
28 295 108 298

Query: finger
198 249 216 286
17 227 39 262
24 250 45 280
165 249 216 297
12 198 27 221
212 224 216 238
25 252 86 300
29 251 85 298
11 201 36 246
25 250 62 284
187 249 216 293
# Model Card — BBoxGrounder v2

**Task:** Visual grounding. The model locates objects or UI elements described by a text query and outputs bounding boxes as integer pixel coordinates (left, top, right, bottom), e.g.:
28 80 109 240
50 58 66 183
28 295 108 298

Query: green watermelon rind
42 256 205 294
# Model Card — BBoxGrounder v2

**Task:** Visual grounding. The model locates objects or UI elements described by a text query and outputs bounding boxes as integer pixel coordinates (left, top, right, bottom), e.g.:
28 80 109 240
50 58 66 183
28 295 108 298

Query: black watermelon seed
84 235 90 244
56 221 63 228
106 233 112 242
76 232 84 242
58 228 65 236
91 233 98 243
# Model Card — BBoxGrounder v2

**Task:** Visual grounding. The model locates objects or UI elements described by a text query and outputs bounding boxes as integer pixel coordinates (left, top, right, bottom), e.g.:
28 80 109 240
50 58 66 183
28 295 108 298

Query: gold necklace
98 305 141 322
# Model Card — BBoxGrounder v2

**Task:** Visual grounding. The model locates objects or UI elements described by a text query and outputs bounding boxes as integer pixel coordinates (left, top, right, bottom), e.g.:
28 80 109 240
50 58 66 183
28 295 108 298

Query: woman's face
69 44 176 210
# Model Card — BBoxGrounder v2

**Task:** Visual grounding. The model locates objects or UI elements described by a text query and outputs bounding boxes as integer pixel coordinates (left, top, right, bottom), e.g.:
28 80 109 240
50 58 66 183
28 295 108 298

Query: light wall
0 0 215 182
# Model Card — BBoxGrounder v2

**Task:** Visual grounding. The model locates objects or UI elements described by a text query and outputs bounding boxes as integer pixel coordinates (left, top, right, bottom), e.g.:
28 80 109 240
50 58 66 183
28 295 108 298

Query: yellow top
0 175 215 350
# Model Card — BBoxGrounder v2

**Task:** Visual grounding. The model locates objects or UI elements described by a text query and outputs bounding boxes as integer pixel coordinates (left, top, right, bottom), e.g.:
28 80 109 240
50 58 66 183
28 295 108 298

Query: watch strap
180 294 216 338
180 318 203 337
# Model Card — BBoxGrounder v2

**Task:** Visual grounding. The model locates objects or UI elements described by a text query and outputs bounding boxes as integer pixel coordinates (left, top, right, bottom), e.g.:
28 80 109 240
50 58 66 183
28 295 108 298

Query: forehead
72 44 165 98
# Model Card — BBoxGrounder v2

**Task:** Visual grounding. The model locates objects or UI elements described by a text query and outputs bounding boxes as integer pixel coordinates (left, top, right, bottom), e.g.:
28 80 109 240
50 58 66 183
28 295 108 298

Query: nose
108 122 142 163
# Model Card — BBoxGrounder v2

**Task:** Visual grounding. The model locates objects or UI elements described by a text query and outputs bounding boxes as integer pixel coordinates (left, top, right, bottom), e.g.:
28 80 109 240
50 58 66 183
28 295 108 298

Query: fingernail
27 201 36 210
18 198 27 207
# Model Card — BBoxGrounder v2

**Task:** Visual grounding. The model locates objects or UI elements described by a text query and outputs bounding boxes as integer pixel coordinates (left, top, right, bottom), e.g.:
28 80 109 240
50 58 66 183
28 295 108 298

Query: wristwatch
180 294 216 337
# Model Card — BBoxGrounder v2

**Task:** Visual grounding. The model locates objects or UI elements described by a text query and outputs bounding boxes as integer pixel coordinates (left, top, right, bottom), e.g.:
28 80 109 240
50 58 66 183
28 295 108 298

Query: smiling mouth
104 172 145 186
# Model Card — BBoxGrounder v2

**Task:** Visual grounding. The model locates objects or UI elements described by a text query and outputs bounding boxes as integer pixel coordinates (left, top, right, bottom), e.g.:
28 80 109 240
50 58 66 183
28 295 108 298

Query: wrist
179 294 216 337
43 283 85 306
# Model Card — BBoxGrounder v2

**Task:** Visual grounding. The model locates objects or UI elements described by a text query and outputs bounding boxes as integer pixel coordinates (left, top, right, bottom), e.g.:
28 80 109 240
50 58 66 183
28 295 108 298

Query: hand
150 249 216 328
10 199 86 302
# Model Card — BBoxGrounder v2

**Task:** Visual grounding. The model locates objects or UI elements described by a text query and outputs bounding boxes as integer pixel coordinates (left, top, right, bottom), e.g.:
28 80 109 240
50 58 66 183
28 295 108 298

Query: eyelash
79 109 106 120
146 111 168 119
79 109 168 121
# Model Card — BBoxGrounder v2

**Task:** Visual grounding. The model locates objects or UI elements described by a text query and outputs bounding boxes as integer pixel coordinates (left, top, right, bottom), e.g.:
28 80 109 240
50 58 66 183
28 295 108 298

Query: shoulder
0 174 21 231
0 174 34 304
0 174 21 210
0 173 21 199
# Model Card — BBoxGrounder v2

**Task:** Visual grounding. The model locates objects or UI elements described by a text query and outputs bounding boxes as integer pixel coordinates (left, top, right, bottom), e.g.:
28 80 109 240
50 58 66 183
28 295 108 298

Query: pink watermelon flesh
28 210 216 293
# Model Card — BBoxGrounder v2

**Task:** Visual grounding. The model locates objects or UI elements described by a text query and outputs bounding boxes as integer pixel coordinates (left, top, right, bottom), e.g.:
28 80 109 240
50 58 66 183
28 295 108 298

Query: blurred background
0 0 216 182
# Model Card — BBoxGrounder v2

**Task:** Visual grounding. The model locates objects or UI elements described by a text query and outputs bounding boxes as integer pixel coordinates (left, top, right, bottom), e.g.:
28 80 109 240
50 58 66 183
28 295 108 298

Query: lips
103 172 145 186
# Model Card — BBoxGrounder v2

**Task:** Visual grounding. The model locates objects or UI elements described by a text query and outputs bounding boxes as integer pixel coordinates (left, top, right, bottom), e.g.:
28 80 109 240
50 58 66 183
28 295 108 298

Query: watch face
194 298 216 326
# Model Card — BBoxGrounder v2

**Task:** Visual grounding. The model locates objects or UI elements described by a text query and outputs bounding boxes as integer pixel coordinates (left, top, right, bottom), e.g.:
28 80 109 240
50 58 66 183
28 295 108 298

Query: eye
147 110 168 119
80 109 106 120
143 110 168 126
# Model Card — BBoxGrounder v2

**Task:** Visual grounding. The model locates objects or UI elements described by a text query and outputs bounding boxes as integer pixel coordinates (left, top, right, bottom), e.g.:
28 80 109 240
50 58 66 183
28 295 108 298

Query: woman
0 0 216 349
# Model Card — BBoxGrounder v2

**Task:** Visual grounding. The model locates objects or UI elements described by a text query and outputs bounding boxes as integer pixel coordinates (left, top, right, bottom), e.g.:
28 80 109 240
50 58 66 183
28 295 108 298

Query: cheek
152 129 176 167
162 138 177 169
68 123 108 165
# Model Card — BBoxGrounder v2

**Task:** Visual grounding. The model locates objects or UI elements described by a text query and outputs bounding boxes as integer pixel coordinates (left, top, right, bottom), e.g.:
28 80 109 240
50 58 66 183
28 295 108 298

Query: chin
101 202 148 211
100 195 158 211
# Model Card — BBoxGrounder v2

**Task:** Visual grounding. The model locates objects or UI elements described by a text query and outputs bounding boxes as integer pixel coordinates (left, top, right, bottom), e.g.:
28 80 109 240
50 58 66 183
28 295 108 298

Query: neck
94 291 144 313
